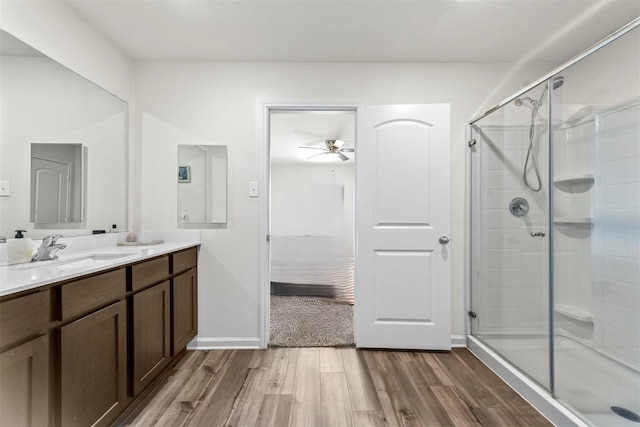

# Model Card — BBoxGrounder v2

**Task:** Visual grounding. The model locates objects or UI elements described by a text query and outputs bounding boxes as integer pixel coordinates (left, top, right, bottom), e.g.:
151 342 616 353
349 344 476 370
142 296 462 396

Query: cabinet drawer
130 256 169 292
0 291 50 349
61 269 126 321
172 247 197 274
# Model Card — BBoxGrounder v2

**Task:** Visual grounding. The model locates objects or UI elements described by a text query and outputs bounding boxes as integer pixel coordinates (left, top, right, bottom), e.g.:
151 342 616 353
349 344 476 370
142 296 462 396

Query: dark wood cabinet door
0 334 50 427
171 267 198 355
60 300 127 427
132 280 170 396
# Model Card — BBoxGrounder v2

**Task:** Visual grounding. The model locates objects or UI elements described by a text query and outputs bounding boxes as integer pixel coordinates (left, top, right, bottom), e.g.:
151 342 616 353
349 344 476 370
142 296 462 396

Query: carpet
269 295 355 347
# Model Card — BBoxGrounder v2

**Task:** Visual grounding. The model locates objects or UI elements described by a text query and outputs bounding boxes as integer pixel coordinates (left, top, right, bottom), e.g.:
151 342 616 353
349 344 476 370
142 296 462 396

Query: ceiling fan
299 139 355 161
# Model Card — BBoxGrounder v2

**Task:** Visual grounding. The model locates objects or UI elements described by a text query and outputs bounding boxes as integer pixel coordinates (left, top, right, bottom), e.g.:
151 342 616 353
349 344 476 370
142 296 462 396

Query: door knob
439 236 450 244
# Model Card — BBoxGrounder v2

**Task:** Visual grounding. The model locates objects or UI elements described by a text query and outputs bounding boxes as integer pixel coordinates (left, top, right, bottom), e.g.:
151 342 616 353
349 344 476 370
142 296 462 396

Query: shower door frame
465 16 640 427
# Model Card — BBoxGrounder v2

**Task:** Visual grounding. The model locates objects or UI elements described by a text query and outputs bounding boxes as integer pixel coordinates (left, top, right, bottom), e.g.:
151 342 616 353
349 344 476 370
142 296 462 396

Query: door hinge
266 234 271 242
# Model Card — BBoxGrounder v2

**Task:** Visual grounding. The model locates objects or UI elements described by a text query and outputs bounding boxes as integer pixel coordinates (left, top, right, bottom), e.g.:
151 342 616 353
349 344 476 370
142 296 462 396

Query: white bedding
270 236 354 302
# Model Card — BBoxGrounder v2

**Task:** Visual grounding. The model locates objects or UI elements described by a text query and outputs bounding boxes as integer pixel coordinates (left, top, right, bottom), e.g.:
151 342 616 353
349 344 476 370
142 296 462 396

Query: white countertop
0 241 200 297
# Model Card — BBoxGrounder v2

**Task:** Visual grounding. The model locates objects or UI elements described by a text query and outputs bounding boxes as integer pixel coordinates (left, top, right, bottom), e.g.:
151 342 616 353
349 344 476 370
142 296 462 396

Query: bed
270 235 354 303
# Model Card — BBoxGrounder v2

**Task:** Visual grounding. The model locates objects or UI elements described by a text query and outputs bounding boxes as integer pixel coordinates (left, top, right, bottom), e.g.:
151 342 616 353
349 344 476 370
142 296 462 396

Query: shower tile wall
594 103 640 369
479 127 548 334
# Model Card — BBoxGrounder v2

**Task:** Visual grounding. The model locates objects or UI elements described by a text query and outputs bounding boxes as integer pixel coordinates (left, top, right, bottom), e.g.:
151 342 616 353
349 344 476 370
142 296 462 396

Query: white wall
135 61 556 345
0 1 133 101
271 164 354 244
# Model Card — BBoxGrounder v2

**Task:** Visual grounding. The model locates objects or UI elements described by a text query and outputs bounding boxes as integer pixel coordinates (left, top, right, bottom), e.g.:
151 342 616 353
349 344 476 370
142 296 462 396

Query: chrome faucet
32 234 67 262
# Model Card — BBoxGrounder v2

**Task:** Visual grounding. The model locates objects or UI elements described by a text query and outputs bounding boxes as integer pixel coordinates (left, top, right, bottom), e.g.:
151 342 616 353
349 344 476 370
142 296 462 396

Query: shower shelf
554 217 593 225
553 173 594 186
554 304 594 323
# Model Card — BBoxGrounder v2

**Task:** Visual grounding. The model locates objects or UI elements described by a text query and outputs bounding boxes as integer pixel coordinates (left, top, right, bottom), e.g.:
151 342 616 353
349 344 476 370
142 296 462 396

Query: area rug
269 295 354 347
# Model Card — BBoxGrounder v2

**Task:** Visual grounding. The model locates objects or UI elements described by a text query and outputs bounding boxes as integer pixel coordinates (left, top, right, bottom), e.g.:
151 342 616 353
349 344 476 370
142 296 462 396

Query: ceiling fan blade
339 147 355 152
338 152 349 161
307 151 329 159
299 146 327 151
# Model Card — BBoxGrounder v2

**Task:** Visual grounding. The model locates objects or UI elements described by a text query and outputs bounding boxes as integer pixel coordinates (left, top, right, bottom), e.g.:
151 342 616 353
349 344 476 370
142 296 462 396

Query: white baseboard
187 336 261 350
188 335 466 350
451 335 467 348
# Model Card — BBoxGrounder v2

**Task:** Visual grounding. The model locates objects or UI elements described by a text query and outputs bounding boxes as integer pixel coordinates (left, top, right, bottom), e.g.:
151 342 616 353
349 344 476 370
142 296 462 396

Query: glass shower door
469 81 552 390
551 25 640 426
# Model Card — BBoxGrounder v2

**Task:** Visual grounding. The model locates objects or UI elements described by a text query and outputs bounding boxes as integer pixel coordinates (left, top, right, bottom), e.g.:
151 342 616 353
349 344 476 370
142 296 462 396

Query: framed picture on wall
178 165 191 183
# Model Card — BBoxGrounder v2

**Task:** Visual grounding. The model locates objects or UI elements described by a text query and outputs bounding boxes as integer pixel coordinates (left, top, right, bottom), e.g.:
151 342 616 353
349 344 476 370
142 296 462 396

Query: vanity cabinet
131 280 171 396
0 244 199 427
60 300 128 427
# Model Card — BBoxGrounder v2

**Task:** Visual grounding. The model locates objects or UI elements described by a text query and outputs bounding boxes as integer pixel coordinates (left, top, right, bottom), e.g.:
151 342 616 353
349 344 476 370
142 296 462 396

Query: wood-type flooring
120 347 552 427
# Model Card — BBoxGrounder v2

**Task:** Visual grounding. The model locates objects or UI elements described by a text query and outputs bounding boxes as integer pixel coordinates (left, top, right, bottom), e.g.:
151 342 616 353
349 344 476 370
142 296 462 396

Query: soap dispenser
7 230 33 264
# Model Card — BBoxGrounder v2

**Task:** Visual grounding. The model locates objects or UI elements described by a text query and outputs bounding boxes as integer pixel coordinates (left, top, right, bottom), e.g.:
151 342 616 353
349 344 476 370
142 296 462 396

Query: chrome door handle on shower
439 236 450 244
530 231 546 237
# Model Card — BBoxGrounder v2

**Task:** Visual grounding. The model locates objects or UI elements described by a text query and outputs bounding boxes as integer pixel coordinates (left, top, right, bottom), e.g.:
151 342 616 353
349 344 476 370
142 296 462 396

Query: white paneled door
355 104 451 350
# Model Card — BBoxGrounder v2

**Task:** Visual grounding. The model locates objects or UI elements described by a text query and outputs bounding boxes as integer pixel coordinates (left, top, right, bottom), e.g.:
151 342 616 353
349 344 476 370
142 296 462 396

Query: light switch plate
0 181 9 197
249 182 259 197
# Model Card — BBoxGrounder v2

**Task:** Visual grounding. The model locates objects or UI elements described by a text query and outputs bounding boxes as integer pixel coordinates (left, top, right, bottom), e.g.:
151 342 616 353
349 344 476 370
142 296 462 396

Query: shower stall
467 18 639 426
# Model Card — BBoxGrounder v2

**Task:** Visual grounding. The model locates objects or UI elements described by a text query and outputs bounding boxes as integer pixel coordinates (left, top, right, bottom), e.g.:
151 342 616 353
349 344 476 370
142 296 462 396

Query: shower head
552 76 564 90
515 76 564 107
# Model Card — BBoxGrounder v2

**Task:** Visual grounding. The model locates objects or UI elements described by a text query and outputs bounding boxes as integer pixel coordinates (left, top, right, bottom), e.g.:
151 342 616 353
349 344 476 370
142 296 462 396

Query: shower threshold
468 335 640 427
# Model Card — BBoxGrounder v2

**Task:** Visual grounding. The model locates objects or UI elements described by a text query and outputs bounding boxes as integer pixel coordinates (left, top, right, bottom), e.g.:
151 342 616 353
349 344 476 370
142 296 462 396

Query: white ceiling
67 0 640 64
63 0 639 163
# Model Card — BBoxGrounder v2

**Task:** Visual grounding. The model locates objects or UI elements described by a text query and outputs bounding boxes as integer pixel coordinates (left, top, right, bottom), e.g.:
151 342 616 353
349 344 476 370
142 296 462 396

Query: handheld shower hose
516 76 564 192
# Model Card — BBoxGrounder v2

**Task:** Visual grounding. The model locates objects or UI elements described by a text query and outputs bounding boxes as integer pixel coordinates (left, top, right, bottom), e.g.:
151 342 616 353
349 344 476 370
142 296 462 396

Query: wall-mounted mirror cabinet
0 30 128 239
177 145 227 227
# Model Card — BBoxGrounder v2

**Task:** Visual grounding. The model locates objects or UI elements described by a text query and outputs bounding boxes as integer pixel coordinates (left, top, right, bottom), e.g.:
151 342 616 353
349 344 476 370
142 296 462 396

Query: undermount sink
9 253 133 270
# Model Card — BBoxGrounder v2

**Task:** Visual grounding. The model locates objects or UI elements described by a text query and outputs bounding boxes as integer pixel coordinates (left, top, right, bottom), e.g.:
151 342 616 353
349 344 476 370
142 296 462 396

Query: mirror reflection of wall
0 30 127 238
177 145 227 226
31 143 85 226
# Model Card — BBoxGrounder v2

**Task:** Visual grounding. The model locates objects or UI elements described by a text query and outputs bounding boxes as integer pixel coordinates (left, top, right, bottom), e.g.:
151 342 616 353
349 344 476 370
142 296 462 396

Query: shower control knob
439 236 450 244
509 197 530 217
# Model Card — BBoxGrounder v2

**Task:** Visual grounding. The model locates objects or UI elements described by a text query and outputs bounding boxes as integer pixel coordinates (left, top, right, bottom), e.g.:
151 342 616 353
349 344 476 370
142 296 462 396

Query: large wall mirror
0 30 128 239
177 145 227 227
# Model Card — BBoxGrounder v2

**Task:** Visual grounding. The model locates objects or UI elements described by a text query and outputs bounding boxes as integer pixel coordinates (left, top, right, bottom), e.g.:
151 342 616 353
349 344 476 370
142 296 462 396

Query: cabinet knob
439 236 450 245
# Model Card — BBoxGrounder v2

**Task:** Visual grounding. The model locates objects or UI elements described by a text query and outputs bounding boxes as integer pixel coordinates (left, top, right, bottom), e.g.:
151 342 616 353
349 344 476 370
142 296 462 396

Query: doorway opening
267 107 356 347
